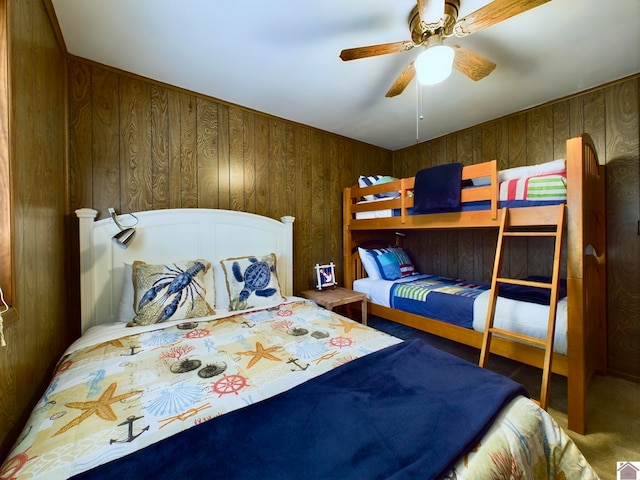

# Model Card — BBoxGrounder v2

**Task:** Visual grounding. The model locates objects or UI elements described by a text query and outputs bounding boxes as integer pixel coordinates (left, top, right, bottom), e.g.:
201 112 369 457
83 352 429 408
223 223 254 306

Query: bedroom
0 0 638 477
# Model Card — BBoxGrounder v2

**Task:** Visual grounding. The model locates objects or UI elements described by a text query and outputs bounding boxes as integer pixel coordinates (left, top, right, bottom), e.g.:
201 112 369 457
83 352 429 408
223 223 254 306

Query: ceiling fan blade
385 62 416 98
418 0 445 30
454 0 551 37
452 45 496 81
340 41 415 61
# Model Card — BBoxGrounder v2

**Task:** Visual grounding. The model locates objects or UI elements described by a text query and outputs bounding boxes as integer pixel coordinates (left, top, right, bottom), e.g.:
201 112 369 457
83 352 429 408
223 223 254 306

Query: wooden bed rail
344 160 499 230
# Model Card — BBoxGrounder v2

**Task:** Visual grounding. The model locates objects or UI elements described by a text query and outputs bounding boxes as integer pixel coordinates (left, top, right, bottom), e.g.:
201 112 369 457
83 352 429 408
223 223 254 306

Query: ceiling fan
339 0 551 97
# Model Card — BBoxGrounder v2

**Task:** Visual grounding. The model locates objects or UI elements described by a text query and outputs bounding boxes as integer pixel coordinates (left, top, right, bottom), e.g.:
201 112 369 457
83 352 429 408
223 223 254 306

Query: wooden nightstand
300 287 368 325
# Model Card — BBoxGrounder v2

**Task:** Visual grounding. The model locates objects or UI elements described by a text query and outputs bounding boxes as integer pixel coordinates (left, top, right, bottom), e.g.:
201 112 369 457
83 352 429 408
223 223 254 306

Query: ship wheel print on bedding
232 257 277 301
210 374 248 397
138 261 208 323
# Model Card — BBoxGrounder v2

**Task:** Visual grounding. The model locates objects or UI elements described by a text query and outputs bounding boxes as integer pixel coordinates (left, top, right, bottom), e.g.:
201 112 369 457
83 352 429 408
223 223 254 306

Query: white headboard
76 208 295 334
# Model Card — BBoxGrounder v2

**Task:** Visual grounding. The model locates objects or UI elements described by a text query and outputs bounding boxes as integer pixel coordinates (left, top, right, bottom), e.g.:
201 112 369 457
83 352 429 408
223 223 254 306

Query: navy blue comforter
73 340 527 480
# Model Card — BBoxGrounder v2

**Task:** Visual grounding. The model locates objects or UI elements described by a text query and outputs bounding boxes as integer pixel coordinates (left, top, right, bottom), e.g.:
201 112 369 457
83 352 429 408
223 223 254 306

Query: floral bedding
1 300 598 479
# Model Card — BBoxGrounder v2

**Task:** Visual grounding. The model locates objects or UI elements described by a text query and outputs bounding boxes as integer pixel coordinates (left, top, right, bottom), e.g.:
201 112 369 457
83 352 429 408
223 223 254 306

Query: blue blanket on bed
413 162 463 213
391 276 489 328
73 340 527 480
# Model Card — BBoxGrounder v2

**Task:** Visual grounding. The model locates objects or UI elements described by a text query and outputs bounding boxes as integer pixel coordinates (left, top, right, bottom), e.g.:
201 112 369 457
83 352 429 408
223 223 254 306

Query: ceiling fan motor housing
410 0 460 44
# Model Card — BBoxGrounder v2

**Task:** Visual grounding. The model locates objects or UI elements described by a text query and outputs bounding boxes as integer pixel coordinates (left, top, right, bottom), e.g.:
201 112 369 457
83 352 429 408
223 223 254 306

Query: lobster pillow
129 259 215 327
221 253 286 311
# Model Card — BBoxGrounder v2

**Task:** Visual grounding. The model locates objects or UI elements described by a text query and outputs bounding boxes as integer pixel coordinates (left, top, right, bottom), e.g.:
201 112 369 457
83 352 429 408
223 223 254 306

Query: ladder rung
496 278 552 289
503 231 558 238
489 327 547 347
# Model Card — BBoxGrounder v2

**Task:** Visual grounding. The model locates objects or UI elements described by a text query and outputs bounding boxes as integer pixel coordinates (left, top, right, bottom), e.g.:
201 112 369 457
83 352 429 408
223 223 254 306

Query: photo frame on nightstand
315 262 337 290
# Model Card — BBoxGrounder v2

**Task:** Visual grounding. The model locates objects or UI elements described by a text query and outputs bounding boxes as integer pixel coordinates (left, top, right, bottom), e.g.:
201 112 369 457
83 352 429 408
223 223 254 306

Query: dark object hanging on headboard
413 162 463 213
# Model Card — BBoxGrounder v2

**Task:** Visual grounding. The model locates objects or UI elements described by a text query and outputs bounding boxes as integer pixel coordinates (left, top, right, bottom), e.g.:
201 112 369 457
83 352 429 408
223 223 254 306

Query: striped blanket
499 173 567 202
390 276 489 329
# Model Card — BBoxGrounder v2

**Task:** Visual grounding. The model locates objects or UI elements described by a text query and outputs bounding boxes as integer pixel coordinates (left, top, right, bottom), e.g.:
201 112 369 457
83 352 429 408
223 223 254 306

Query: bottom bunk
351 249 569 377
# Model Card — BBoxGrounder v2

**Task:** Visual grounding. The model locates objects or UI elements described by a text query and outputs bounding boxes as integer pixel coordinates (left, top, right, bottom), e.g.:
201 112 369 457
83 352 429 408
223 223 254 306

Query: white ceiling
51 0 640 151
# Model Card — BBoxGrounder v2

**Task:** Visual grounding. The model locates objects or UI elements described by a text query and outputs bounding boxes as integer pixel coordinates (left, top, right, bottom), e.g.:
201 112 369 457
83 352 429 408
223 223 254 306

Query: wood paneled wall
0 0 68 459
392 75 640 381
67 60 392 299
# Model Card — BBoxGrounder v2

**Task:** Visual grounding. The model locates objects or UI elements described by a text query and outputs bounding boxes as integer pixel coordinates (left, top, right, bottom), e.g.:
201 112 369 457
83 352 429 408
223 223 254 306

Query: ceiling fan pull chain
416 81 424 143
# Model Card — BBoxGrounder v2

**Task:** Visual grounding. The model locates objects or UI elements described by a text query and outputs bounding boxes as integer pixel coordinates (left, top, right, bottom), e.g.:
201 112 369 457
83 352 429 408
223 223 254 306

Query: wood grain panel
1 0 68 459
92 69 120 217
552 100 570 160
604 78 640 379
284 123 296 221
120 76 153 213
0 0 8 305
179 94 198 208
254 114 270 217
151 85 170 209
196 97 218 209
310 130 326 288
294 126 312 293
229 105 245 211
68 61 92 215
167 90 183 208
526 106 554 277
216 103 230 210
242 110 257 214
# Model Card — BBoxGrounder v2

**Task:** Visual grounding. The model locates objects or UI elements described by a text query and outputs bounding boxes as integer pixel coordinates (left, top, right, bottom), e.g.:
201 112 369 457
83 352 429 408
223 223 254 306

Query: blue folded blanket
499 276 567 305
413 162 463 213
74 340 527 480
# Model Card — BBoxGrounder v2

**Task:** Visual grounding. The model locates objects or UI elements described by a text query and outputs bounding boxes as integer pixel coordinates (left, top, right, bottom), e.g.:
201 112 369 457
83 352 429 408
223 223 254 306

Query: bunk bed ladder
479 204 566 410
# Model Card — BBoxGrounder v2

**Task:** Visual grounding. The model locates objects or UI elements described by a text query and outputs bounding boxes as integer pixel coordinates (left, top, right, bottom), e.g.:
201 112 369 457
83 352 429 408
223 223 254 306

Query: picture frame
315 262 337 290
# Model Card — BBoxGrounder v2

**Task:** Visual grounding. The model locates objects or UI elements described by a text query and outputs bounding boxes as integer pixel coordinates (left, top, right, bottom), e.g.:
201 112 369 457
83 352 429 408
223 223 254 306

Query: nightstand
300 287 368 325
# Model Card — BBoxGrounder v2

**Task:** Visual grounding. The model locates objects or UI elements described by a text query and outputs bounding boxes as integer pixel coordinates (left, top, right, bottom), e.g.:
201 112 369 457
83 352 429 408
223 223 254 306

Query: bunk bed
343 133 607 435
1 207 599 479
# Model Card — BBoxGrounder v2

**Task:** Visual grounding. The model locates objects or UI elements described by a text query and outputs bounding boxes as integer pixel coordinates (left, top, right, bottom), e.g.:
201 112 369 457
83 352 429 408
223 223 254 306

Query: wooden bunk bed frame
343 133 606 435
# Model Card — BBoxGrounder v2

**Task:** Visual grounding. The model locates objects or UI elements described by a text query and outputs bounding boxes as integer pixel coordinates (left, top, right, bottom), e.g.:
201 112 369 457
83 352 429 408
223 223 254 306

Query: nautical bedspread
390 275 489 328
2 301 598 480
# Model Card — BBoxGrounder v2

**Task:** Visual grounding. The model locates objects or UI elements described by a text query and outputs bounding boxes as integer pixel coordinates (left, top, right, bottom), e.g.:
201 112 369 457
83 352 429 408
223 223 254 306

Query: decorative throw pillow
119 261 216 322
374 251 402 280
388 246 417 277
128 259 215 327
358 175 400 200
359 246 418 280
221 253 285 311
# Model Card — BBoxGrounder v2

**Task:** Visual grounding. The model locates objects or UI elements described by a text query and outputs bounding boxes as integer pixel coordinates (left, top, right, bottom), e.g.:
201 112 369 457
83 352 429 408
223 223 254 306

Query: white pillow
118 261 215 322
358 247 381 280
498 159 565 182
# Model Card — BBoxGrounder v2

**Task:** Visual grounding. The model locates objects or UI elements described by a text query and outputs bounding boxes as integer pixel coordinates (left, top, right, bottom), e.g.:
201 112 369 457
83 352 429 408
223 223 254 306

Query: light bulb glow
415 45 455 86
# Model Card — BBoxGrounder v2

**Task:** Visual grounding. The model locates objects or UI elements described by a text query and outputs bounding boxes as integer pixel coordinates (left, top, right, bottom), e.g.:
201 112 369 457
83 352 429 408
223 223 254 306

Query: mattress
354 277 568 354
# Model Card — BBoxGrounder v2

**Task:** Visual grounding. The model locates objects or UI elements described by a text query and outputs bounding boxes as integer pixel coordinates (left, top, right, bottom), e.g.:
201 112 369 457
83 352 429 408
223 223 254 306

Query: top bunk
344 133 601 232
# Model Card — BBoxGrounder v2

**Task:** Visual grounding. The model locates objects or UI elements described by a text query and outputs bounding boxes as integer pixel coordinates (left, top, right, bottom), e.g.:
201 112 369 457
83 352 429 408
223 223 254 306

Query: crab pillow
129 259 215 327
221 253 286 311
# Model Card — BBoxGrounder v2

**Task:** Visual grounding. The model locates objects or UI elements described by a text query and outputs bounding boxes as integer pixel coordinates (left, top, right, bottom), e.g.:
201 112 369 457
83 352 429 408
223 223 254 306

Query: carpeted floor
367 316 640 480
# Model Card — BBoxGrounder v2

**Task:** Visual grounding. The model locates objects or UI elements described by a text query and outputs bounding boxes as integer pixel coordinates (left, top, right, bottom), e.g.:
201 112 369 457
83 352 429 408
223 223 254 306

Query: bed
343 133 607 435
0 208 598 479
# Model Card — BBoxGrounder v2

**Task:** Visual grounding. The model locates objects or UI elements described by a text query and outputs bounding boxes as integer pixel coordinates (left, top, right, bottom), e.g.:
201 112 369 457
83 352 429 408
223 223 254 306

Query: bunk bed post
565 133 606 435
343 186 354 288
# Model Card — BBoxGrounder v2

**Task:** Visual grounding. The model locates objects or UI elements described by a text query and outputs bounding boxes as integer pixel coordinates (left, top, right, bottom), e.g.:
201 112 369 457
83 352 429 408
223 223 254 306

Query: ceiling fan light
415 45 455 86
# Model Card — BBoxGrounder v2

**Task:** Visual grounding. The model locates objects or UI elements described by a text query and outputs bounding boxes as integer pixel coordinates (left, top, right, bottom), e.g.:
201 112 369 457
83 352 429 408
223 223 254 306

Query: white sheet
354 278 567 354
354 197 395 219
